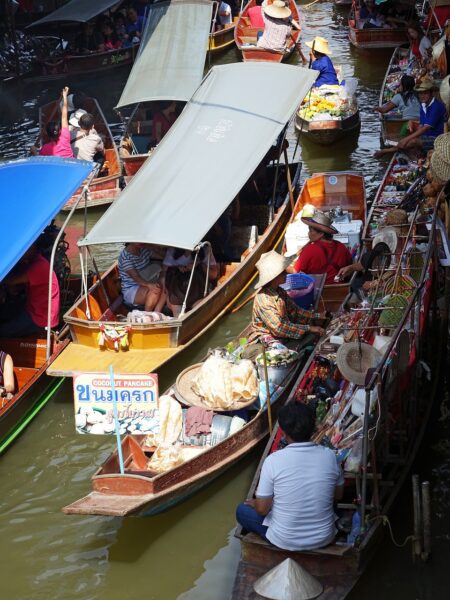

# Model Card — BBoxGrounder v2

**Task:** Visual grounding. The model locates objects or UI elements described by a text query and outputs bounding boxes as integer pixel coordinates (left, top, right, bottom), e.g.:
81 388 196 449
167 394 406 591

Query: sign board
73 372 159 435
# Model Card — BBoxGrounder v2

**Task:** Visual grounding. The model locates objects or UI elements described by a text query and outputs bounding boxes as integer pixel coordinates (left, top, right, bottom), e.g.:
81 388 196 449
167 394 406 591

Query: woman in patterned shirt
257 1 301 53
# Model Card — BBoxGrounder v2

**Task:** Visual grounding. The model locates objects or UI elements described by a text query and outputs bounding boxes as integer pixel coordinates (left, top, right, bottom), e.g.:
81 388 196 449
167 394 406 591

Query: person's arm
61 86 69 129
4 272 29 286
337 261 363 280
2 354 15 394
126 268 160 289
248 457 274 515
374 100 396 114
397 124 430 148
260 293 323 338
245 496 273 516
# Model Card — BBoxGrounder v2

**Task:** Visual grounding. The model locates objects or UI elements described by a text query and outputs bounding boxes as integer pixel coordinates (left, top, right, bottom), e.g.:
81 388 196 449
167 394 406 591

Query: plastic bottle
347 511 361 544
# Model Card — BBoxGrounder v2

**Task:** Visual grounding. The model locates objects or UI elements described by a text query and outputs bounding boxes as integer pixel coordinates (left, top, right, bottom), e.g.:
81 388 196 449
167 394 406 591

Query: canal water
0 2 449 599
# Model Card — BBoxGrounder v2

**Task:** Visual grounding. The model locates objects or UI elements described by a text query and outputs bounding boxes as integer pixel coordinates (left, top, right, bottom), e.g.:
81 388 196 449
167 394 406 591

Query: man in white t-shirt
236 402 344 551
217 1 232 26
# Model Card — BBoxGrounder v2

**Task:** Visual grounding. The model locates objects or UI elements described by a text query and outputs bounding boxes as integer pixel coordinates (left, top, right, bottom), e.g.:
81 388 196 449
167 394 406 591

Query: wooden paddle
290 34 308 66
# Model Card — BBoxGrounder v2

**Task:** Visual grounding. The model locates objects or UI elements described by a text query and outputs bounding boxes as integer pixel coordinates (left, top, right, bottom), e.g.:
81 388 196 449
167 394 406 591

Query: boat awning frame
28 0 124 27
79 62 318 251
116 0 213 109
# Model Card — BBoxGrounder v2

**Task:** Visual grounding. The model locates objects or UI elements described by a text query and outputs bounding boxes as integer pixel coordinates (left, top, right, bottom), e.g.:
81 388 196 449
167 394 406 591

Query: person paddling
306 36 339 87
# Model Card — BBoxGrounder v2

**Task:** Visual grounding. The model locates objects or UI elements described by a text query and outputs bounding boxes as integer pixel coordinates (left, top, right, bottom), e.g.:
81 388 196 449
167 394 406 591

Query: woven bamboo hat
306 37 333 56
439 75 450 105
372 227 398 254
430 133 450 183
254 250 291 289
414 77 437 92
253 558 323 600
301 209 338 235
336 342 382 386
264 0 292 19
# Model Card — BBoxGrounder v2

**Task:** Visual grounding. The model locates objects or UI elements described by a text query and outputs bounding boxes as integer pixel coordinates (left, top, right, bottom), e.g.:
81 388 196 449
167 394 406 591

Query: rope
303 0 322 9
366 515 415 548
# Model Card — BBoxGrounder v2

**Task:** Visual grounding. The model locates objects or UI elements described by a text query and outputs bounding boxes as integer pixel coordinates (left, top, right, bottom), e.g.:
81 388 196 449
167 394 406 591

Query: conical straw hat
439 74 450 105
254 250 291 290
336 342 382 386
306 36 333 56
253 558 323 600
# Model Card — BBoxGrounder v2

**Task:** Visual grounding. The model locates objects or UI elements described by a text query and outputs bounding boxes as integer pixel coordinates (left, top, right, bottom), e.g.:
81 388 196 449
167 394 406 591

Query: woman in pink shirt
248 0 264 28
38 86 74 158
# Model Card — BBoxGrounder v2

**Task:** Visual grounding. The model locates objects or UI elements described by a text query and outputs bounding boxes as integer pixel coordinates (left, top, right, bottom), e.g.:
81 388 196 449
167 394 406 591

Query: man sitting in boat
216 1 232 30
126 6 146 41
257 1 301 53
248 0 264 28
375 77 447 157
306 36 339 88
374 74 420 123
0 350 14 400
162 246 218 318
0 243 60 338
33 86 73 159
236 401 344 550
249 251 325 345
72 112 105 164
291 210 352 285
118 243 167 313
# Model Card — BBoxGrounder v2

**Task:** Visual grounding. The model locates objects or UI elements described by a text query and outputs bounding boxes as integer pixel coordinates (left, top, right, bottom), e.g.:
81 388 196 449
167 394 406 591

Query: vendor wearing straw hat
375 77 447 157
306 36 339 88
249 251 325 345
292 210 352 285
257 1 301 54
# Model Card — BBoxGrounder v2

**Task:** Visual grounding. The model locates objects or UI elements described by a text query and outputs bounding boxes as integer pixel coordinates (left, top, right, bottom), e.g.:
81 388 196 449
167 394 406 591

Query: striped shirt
118 247 152 292
249 286 320 342
257 13 292 53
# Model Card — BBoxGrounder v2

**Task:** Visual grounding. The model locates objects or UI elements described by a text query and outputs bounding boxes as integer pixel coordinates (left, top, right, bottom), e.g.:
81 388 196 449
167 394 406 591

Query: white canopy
29 0 122 26
79 62 317 251
116 0 212 109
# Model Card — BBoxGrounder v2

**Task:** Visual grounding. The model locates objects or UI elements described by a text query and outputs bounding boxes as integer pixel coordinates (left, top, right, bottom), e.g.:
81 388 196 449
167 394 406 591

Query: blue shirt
419 98 447 139
311 56 339 88
126 15 145 36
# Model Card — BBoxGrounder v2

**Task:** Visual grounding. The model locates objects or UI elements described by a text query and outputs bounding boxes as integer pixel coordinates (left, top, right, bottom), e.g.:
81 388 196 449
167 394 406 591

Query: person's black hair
323 231 334 241
79 112 95 130
313 50 326 59
256 0 264 5
72 91 87 110
278 402 315 442
400 74 415 105
46 121 61 141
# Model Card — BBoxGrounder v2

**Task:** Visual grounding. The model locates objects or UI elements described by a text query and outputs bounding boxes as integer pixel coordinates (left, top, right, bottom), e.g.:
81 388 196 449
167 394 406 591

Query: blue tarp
0 157 94 282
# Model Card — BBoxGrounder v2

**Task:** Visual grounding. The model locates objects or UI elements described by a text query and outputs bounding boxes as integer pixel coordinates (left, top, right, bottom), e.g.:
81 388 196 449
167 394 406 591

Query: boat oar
290 33 307 66
260 341 273 433
231 290 257 314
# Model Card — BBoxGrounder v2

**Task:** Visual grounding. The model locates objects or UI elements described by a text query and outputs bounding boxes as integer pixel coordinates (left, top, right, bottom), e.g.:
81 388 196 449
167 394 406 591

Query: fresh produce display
298 85 357 122
256 348 299 367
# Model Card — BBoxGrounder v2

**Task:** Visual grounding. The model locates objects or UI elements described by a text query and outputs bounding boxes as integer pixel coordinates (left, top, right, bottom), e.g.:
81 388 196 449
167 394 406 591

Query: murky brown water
0 2 449 599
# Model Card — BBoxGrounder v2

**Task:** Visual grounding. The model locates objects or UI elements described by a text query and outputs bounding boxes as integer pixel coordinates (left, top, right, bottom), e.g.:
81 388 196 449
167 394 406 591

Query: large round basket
175 363 258 411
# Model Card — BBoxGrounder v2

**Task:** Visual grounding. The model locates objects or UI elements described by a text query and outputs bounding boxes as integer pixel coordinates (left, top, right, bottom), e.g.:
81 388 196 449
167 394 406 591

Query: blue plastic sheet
0 157 93 281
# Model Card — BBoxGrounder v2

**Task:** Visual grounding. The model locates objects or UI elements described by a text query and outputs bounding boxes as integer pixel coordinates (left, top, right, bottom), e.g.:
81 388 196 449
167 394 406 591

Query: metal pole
359 389 371 532
421 481 431 561
109 365 125 475
261 341 273 433
179 247 200 316
412 474 423 561
283 147 295 213
46 167 99 360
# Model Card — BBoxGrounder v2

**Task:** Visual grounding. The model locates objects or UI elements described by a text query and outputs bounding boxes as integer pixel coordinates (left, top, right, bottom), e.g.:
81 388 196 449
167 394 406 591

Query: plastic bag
147 443 184 473
345 435 363 473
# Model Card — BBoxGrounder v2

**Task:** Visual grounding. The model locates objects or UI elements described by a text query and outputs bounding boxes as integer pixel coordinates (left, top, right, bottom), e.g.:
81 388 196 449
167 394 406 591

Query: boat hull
296 111 361 145
348 25 408 49
209 20 237 52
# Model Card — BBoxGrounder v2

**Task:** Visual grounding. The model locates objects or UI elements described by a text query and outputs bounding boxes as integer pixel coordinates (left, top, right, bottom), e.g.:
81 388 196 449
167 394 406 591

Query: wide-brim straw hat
336 342 382 386
69 108 87 128
301 209 338 235
373 226 398 254
439 75 450 105
414 77 437 92
430 132 450 183
254 250 291 290
253 558 323 600
264 0 292 19
306 36 333 56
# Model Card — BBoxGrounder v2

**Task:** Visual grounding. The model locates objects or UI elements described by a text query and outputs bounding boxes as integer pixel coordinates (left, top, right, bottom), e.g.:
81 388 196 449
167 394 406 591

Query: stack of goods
298 85 357 123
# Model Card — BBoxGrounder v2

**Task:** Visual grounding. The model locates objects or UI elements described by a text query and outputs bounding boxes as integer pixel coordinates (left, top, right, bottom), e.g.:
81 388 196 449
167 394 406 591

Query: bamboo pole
412 474 423 561
283 148 295 213
421 481 431 561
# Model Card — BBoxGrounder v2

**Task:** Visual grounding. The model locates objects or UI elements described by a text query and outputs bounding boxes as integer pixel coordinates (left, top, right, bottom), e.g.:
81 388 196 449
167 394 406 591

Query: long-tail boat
234 0 301 62
348 1 410 49
61 301 327 517
284 172 366 312
27 0 139 82
0 157 95 453
39 97 121 210
208 1 239 53
232 180 443 598
46 62 318 380
117 0 212 180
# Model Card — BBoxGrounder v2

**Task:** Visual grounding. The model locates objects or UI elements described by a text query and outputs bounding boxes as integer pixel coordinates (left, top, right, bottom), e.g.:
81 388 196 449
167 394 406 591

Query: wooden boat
47 161 301 378
39 97 121 210
348 1 409 49
61 314 328 517
234 0 300 62
0 157 95 453
232 189 442 598
284 172 366 312
378 47 411 147
208 17 238 53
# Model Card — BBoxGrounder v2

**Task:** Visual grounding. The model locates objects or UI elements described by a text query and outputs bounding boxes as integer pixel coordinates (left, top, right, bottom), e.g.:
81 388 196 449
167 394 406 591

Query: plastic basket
284 273 315 291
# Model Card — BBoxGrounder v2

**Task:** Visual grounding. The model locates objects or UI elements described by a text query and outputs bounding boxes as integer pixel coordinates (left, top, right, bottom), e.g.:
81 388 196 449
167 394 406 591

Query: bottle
347 511 361 544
